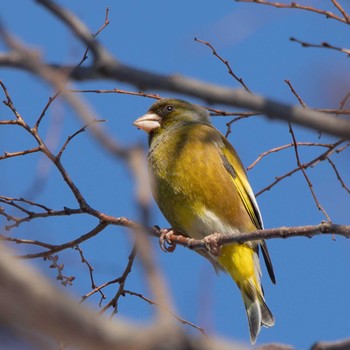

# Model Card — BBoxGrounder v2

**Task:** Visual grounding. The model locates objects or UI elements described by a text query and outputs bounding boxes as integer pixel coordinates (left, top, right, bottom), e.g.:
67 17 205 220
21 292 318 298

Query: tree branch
235 0 349 24
151 222 350 254
0 243 247 350
35 0 115 66
311 339 350 350
0 3 350 138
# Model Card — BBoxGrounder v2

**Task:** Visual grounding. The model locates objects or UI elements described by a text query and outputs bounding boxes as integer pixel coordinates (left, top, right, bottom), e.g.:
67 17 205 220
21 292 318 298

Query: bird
133 98 276 344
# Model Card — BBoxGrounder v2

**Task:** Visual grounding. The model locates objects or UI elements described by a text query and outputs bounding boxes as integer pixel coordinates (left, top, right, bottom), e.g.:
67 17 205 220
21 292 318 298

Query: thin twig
0 81 92 210
0 235 55 249
36 0 114 66
20 222 109 259
236 0 348 24
81 278 121 303
290 37 350 56
56 119 106 159
0 147 41 160
225 114 258 138
75 245 106 301
46 254 75 286
316 108 350 115
256 139 345 196
285 79 307 108
288 122 331 221
338 91 350 111
34 92 60 130
194 37 252 93
247 142 333 170
123 289 207 336
285 80 331 220
100 245 137 314
75 7 110 67
326 157 350 194
70 88 161 100
330 0 350 23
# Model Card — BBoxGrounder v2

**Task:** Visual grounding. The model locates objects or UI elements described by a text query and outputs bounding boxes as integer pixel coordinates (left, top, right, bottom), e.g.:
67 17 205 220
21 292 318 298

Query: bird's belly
188 208 240 239
152 170 241 240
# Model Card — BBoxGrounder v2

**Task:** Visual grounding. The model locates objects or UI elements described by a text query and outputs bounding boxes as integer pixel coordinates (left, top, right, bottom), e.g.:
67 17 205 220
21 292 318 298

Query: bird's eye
165 105 173 112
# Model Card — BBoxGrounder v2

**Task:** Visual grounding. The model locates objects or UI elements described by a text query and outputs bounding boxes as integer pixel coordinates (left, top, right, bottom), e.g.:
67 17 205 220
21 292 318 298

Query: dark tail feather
242 288 275 344
260 241 276 284
259 294 275 328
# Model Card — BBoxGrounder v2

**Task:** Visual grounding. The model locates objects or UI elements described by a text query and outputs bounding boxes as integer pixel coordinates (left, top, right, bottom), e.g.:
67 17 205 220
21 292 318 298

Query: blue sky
1 1 350 348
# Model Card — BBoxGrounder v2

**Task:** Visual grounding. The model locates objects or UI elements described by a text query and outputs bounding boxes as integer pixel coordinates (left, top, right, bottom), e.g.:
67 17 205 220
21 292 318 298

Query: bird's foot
159 228 177 253
203 232 222 256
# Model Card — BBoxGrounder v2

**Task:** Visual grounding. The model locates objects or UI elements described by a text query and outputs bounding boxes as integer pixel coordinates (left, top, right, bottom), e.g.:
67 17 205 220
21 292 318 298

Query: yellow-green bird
133 98 276 344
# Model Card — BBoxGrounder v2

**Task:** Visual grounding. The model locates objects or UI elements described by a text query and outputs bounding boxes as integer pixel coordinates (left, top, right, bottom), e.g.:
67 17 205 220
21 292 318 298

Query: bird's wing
220 137 263 230
219 134 276 284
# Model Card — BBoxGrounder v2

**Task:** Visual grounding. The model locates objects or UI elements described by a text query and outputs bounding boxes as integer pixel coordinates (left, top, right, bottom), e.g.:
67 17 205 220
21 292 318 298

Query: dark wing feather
220 134 276 284
260 241 276 284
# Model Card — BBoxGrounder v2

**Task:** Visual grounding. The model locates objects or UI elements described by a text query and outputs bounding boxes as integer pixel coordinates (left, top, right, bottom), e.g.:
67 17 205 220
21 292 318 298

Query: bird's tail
241 280 274 344
218 243 274 345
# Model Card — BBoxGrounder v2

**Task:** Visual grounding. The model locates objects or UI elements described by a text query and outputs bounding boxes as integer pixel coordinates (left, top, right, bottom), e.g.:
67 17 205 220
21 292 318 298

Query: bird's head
133 98 210 134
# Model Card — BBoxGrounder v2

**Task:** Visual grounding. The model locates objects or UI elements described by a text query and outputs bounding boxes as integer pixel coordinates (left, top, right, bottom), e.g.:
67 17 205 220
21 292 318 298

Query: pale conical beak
133 113 162 133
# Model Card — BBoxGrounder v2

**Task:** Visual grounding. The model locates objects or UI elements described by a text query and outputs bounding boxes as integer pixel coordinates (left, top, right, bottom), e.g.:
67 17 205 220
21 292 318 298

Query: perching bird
133 98 276 344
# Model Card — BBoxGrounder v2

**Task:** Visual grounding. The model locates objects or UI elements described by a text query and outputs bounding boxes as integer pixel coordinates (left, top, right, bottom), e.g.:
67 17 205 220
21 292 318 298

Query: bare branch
68 65 350 139
74 245 105 302
70 88 161 100
290 37 350 56
0 235 55 249
288 122 331 221
0 244 220 350
56 119 106 159
255 344 294 350
0 147 41 160
326 157 350 194
35 0 114 66
247 142 332 170
330 0 350 23
76 7 110 67
124 289 207 336
20 221 109 259
34 92 60 130
236 0 349 24
194 37 252 93
100 245 137 314
0 21 350 138
316 109 350 115
285 80 330 220
285 79 307 108
338 91 350 111
81 277 121 304
256 138 345 196
311 338 350 350
46 254 75 286
151 222 350 253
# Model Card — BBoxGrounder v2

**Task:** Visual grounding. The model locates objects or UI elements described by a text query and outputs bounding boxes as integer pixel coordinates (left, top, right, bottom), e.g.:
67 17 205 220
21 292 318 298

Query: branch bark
2 52 350 138
0 0 349 138
0 244 247 350
151 222 350 253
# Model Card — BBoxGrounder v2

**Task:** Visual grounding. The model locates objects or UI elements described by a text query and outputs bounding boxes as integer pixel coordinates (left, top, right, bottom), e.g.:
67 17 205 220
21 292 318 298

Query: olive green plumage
133 98 276 344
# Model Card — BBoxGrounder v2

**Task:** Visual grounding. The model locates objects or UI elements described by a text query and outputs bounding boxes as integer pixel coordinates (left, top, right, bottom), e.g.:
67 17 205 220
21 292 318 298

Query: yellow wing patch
220 142 262 230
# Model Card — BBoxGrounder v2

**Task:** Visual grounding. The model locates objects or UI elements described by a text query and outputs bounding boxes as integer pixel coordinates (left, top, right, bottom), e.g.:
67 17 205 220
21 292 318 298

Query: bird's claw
159 229 177 253
203 232 222 256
